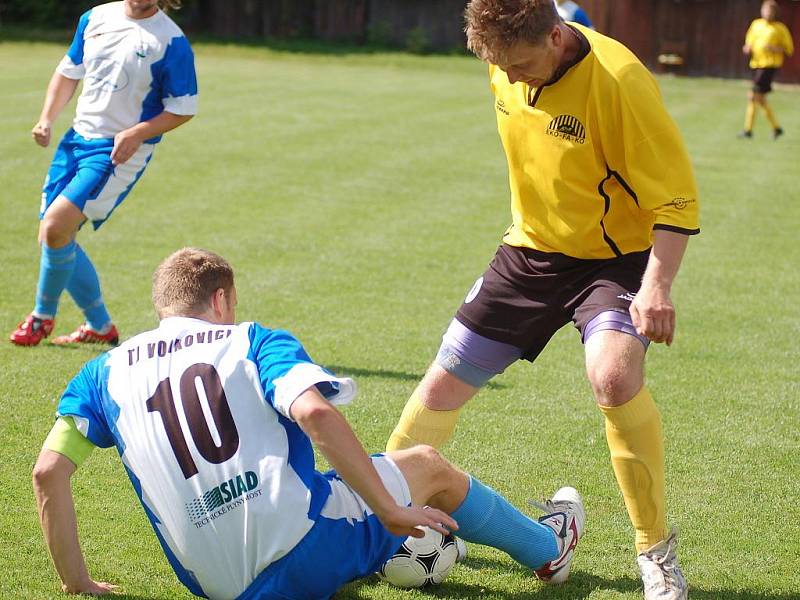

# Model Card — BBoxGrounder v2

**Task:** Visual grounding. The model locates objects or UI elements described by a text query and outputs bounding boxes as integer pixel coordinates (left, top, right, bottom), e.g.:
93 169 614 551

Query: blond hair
465 0 561 62
152 248 234 318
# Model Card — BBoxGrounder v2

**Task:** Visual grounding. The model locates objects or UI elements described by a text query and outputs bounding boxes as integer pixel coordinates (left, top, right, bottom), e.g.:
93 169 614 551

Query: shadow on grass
337 567 797 599
326 364 507 390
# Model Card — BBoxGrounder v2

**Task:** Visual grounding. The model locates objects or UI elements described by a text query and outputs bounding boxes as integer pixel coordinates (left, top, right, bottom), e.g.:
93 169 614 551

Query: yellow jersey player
739 0 794 139
387 2 699 599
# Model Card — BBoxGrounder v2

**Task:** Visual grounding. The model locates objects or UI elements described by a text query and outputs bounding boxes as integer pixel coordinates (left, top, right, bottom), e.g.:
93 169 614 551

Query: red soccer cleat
51 323 120 346
9 314 55 346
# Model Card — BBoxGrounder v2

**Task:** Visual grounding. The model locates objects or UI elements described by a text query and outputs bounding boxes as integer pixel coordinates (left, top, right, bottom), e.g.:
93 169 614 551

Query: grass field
0 37 798 600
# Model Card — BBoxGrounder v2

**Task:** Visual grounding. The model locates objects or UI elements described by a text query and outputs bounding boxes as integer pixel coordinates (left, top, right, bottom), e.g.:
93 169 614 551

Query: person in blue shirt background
555 0 594 29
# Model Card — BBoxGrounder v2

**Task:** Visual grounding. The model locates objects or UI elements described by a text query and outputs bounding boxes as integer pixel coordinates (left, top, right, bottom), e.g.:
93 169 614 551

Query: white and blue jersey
41 2 197 227
555 0 594 29
58 1 197 141
56 317 409 600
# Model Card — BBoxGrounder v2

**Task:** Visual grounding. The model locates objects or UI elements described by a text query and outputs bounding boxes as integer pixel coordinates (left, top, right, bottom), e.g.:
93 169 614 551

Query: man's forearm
310 408 398 515
126 111 193 141
641 229 690 292
33 450 93 592
39 72 80 124
293 392 398 518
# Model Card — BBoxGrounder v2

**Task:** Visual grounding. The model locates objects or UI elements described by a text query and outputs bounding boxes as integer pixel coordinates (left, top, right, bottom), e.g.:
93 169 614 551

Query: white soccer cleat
637 530 688 600
530 486 585 584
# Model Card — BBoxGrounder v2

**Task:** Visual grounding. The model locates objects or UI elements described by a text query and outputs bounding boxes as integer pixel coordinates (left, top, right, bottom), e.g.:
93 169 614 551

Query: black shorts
752 68 778 94
456 244 650 361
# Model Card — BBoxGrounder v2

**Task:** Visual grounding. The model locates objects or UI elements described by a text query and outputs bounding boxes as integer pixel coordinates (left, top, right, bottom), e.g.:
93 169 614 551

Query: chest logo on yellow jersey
495 99 510 116
546 114 586 144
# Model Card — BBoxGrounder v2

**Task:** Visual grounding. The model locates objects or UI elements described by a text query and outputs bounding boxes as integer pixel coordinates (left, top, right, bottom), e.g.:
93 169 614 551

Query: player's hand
377 504 458 539
62 579 119 596
32 120 52 147
629 283 676 346
111 128 143 165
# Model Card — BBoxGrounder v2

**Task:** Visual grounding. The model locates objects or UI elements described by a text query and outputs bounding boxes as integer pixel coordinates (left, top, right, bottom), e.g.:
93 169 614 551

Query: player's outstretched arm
32 72 79 147
32 450 118 596
291 389 457 538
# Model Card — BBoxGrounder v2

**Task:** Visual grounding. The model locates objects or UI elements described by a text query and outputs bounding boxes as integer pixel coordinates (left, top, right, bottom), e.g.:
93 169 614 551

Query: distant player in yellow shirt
386 1 699 599
739 0 794 139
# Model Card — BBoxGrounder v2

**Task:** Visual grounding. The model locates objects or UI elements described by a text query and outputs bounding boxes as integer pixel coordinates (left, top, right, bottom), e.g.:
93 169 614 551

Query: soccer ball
378 527 459 588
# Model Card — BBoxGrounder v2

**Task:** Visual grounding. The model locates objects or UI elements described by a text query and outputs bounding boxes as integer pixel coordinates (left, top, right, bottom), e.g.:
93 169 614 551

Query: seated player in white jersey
10 0 197 347
33 247 586 599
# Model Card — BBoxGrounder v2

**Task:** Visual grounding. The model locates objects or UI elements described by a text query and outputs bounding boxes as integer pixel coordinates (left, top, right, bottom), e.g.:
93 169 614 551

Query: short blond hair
465 0 561 62
152 248 234 318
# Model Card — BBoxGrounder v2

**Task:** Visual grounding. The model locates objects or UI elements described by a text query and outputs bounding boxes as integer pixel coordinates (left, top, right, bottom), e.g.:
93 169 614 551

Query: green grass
1 39 798 600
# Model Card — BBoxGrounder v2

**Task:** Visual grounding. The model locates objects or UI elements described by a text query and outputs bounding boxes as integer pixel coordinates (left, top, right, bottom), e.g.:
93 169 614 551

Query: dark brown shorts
456 244 650 361
752 68 778 94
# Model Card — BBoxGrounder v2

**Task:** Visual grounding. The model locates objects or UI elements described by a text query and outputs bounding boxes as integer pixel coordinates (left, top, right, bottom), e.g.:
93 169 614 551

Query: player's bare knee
587 362 641 407
39 216 74 248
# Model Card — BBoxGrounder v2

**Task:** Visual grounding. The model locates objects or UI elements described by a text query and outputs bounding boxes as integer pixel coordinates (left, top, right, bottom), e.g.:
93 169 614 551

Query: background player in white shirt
10 0 197 347
33 247 585 598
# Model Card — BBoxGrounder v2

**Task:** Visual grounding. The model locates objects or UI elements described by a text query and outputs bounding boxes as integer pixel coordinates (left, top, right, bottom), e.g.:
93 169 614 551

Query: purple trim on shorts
444 318 523 374
582 310 650 348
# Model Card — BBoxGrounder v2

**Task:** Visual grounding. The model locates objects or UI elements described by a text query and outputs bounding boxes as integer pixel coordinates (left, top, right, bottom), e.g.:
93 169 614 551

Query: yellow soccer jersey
745 19 794 69
490 25 699 259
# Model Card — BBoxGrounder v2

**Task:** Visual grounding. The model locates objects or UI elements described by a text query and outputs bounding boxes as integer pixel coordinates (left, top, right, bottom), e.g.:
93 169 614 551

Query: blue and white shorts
239 455 411 600
40 128 154 229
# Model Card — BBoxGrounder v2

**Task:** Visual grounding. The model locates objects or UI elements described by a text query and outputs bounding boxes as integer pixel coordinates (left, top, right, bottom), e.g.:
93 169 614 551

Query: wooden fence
166 0 800 83
583 0 800 82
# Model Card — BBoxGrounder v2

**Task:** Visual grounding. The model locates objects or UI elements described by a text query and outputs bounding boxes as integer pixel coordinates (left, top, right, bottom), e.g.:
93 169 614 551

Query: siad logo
185 470 259 523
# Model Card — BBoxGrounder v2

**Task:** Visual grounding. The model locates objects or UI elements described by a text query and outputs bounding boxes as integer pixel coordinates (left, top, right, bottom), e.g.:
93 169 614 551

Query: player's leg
52 245 119 345
740 88 757 138
386 323 520 451
10 198 85 346
387 245 562 451
756 70 782 138
575 252 686 599
389 445 585 582
386 361 478 451
53 140 155 345
584 329 666 547
10 134 80 345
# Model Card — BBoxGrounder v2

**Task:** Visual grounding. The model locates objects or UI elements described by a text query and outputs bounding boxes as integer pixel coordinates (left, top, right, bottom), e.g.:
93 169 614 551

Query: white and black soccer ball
378 527 459 588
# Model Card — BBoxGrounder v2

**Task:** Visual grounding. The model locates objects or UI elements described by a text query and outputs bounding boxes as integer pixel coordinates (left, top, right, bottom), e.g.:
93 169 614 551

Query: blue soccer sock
34 241 78 319
66 244 111 331
450 476 560 569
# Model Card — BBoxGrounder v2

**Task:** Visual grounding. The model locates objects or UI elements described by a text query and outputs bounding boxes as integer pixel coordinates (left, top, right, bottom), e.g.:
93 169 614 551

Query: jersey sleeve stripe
652 224 700 235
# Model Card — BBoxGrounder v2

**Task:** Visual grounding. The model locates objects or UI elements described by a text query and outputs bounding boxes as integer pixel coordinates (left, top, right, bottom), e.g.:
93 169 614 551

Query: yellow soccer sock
762 103 780 129
386 391 461 451
745 101 756 131
599 387 668 552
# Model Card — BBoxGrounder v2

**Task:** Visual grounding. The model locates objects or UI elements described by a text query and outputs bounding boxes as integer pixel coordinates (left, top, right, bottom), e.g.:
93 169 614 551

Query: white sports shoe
637 530 688 600
529 486 586 584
